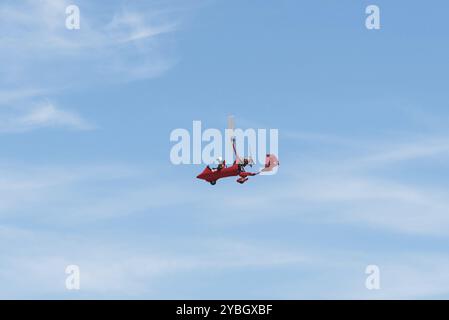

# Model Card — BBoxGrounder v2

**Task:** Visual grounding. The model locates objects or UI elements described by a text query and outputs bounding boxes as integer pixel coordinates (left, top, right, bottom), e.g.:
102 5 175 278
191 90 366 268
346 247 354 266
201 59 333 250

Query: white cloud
0 0 182 133
1 221 449 299
290 174 449 235
0 0 179 86
0 223 312 298
0 102 93 132
106 10 178 43
361 137 449 165
1 128 449 297
370 255 449 299
17 103 92 131
191 133 449 236
284 135 449 235
3 132 449 236
0 162 140 217
0 147 448 298
0 88 46 105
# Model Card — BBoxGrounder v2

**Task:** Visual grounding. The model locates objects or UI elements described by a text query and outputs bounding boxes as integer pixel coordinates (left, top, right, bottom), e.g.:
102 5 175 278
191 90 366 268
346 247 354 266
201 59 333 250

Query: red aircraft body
196 161 258 185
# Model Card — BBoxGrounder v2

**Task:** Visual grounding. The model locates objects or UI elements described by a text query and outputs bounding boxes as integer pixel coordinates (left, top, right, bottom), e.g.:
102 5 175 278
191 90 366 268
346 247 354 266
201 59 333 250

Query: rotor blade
227 115 235 131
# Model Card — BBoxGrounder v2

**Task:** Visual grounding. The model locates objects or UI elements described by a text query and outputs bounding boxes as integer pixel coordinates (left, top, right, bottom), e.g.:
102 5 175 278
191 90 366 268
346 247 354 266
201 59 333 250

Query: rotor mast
227 115 242 163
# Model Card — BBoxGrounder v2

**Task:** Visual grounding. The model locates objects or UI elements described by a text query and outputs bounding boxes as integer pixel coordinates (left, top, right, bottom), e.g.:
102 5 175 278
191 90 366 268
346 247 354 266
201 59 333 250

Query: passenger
238 158 249 172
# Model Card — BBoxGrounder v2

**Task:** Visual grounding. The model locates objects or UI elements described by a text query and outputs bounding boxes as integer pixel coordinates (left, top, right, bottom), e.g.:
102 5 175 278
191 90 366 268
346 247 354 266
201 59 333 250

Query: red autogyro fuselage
196 161 257 185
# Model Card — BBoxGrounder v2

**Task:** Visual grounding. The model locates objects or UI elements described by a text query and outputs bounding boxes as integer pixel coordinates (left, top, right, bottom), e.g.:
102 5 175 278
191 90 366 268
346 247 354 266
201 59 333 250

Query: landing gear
237 177 248 184
210 181 216 185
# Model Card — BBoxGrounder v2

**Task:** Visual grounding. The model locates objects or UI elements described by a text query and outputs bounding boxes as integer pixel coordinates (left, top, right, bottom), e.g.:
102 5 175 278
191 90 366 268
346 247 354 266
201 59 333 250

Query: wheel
210 181 216 185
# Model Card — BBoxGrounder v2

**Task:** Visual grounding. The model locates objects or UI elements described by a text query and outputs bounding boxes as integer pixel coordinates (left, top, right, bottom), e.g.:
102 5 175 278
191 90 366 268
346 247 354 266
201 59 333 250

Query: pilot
216 157 226 170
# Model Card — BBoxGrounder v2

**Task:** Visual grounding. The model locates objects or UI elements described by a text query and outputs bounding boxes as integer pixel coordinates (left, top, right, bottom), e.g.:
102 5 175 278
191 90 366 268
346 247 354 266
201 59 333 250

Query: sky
1 0 449 299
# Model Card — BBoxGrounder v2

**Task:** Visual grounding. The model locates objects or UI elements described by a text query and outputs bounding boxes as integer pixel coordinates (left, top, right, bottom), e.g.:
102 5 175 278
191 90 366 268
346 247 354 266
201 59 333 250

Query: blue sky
1 0 449 299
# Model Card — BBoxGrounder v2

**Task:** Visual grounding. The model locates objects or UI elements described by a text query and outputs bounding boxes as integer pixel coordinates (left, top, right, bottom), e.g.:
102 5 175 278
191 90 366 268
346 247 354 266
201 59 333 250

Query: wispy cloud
0 222 312 298
0 0 182 133
0 142 448 298
0 88 46 105
360 139 449 165
183 132 449 236
0 162 141 219
0 0 179 87
106 10 178 44
3 130 449 234
0 102 93 133
2 221 449 299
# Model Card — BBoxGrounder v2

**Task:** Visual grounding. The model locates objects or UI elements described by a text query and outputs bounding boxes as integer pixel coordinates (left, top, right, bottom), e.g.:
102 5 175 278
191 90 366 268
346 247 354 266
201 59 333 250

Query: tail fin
261 154 279 174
